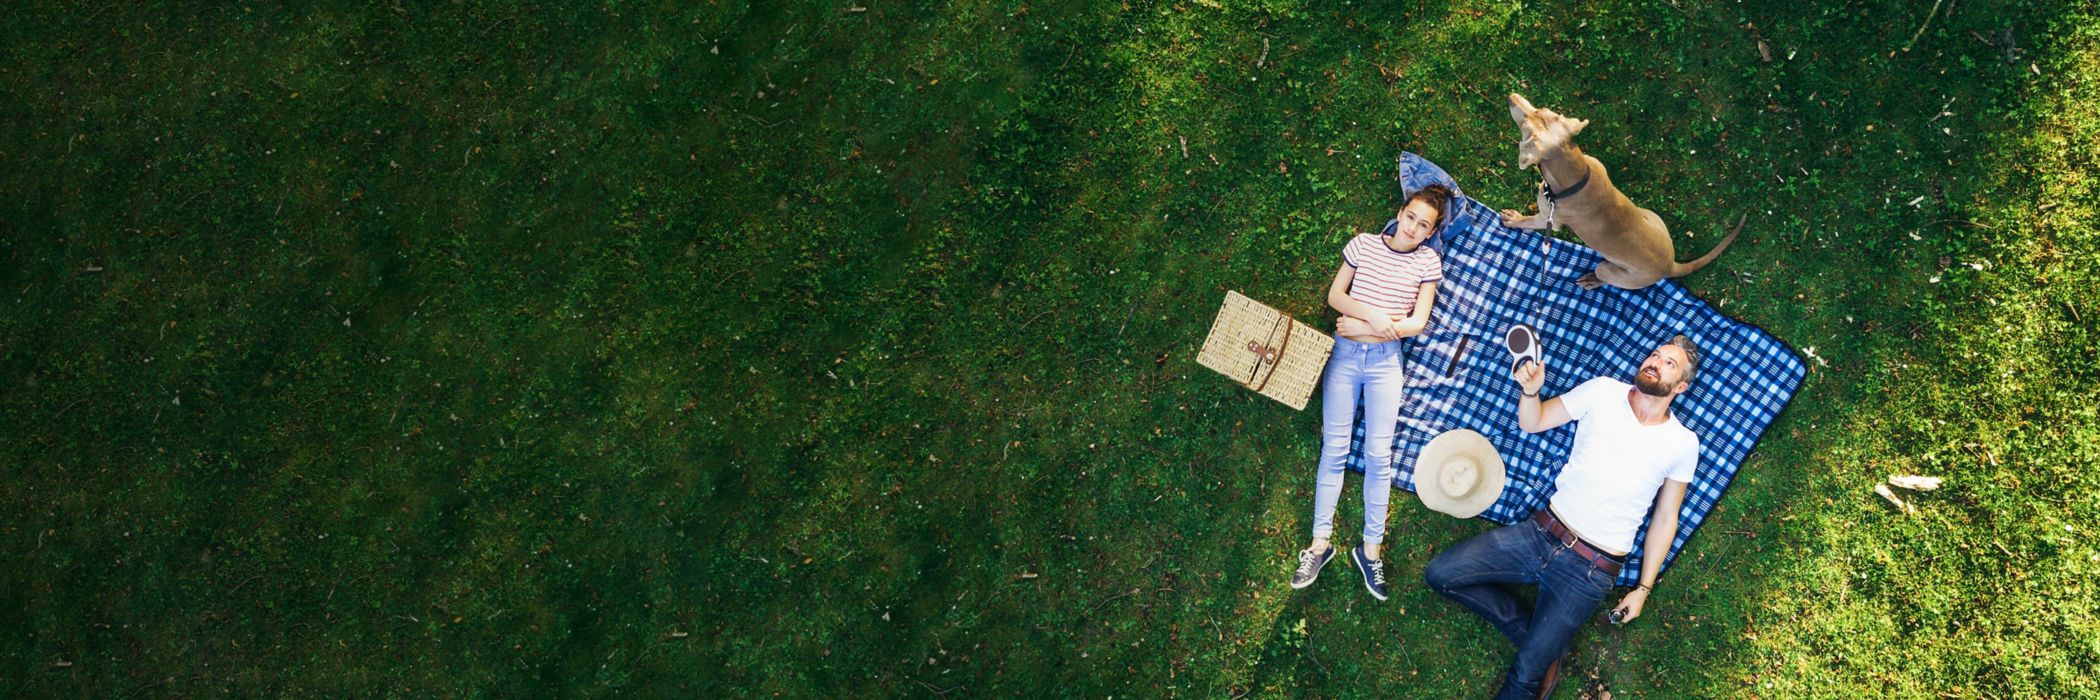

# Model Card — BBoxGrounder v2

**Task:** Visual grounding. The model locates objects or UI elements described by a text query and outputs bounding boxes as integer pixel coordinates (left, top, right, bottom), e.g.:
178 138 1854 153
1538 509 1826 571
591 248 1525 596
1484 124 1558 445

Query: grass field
3 1 2097 697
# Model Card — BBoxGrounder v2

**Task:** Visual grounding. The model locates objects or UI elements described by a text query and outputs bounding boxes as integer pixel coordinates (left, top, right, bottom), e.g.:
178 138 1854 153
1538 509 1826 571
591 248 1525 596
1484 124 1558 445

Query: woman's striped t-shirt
1342 233 1443 320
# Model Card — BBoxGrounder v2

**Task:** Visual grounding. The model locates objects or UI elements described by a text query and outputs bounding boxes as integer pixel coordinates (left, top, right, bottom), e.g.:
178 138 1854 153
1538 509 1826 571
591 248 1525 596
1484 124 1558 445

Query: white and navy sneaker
1352 545 1389 601
1290 545 1336 589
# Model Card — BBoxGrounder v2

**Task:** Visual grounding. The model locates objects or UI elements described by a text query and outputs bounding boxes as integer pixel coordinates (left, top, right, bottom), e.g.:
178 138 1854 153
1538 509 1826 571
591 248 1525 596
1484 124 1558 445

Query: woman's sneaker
1352 545 1389 601
1290 546 1336 589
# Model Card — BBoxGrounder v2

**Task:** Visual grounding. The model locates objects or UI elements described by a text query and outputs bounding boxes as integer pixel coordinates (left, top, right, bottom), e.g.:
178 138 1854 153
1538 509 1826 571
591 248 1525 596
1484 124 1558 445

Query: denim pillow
1381 151 1465 254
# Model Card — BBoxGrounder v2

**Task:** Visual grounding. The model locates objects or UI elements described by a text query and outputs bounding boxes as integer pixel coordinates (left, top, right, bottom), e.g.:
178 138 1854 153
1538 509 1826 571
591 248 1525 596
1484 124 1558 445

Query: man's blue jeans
1422 516 1618 700
1312 335 1406 545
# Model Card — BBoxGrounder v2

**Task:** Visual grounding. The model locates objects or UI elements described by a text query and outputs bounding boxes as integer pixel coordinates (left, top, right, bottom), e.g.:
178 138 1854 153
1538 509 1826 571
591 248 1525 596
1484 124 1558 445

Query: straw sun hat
1414 429 1507 518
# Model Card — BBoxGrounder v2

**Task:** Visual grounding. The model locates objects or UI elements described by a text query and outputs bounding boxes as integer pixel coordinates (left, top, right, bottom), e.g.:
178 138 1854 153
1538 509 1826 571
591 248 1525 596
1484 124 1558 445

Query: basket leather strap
1243 316 1295 392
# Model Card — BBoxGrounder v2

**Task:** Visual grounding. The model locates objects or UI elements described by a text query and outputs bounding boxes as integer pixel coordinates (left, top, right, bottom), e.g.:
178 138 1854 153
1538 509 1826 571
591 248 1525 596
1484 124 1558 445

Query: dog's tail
1668 213 1747 278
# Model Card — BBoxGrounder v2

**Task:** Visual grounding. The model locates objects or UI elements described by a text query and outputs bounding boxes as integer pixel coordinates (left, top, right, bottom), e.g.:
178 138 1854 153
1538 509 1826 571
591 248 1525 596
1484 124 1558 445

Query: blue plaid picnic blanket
1345 153 1805 585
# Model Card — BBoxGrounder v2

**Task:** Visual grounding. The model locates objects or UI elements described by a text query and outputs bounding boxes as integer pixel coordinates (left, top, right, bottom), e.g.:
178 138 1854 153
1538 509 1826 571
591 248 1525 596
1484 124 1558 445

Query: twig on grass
1453 78 1500 109
477 15 517 38
1926 218 1996 230
914 680 966 696
273 179 293 218
707 268 750 292
1874 483 1916 514
1086 587 1142 613
1929 96 1957 123
1018 308 1056 330
1117 295 1141 337
175 187 211 212
328 568 370 601
125 677 176 699
1903 0 1947 52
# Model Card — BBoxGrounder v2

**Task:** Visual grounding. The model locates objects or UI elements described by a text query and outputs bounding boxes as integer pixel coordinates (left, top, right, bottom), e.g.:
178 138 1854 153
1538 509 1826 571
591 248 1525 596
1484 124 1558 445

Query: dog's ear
1564 117 1590 137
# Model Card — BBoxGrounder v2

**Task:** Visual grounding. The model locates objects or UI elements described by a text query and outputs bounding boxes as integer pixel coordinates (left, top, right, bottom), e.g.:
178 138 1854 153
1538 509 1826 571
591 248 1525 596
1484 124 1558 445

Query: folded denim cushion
1381 151 1464 255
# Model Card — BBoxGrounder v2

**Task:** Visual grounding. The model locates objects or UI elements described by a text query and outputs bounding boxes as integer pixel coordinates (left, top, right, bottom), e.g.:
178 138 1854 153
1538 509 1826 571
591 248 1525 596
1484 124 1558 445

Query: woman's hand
1363 312 1398 339
1336 316 1370 337
1338 316 1401 341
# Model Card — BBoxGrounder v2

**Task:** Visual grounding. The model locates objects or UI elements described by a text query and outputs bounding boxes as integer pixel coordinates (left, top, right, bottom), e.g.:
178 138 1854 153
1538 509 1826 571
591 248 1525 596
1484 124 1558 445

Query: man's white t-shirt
1546 377 1701 554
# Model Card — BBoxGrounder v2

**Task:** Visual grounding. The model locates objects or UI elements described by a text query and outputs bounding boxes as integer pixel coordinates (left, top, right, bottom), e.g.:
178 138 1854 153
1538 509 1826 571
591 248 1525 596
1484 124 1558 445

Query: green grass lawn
3 1 2096 696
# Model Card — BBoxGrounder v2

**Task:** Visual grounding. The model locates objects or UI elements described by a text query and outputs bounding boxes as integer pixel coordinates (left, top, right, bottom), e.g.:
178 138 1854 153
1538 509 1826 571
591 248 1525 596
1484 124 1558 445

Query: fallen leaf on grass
1874 483 1916 514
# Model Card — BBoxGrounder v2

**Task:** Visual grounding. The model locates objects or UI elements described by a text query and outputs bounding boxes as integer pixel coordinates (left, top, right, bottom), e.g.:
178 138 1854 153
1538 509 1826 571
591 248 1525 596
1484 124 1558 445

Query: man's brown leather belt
1532 509 1625 577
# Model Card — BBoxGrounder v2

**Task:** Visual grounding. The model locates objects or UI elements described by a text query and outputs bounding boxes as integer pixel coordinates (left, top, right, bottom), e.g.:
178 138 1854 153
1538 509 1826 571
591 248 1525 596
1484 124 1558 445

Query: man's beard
1634 369 1674 397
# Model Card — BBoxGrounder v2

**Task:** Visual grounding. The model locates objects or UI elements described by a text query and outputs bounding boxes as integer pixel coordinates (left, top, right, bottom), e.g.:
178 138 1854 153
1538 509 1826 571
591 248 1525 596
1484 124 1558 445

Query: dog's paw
1576 272 1604 290
1499 209 1527 225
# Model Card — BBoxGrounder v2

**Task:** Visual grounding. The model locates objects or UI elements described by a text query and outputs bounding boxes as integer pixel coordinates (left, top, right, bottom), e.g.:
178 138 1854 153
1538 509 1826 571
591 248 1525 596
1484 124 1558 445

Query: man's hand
1611 587 1649 624
1512 358 1547 395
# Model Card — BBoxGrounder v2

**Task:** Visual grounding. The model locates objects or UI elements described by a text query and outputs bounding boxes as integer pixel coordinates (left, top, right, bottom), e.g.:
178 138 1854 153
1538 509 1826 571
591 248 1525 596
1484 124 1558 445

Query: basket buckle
1244 340 1280 364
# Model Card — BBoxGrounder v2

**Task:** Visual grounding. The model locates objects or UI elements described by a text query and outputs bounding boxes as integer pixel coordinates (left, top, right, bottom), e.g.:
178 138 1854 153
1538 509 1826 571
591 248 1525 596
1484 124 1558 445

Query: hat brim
1415 429 1508 519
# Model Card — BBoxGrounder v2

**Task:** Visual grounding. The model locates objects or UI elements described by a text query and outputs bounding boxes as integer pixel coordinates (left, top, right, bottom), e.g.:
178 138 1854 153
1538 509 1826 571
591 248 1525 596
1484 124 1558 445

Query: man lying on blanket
1423 336 1703 700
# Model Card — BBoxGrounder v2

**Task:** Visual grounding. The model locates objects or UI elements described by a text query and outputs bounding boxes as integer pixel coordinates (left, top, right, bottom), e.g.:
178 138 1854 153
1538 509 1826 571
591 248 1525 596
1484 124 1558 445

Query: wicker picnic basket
1198 291 1335 411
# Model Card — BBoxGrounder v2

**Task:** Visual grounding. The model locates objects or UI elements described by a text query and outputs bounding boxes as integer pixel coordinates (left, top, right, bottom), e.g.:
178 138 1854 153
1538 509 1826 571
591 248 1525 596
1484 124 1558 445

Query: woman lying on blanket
1289 184 1452 601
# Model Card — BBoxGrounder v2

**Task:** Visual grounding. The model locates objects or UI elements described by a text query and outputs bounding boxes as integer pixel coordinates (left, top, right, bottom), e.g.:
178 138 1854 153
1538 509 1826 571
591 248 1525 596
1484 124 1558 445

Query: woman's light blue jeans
1312 334 1406 546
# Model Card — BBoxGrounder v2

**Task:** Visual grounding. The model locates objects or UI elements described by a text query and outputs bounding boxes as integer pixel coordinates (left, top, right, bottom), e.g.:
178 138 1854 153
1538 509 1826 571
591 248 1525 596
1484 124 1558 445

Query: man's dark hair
1406 183 1454 234
1667 334 1701 388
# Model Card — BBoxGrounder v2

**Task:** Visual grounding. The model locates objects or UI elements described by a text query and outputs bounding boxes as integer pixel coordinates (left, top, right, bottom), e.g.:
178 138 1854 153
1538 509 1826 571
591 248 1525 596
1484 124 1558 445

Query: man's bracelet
1636 584 1653 592
1522 391 1539 398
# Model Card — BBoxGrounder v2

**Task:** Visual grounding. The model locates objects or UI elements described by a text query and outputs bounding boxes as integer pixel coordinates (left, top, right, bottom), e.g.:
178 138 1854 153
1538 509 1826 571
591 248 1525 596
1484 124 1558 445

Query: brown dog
1498 93 1744 290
